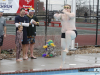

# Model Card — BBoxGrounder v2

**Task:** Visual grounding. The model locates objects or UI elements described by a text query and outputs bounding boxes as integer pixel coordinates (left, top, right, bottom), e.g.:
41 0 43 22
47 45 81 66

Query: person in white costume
54 4 77 68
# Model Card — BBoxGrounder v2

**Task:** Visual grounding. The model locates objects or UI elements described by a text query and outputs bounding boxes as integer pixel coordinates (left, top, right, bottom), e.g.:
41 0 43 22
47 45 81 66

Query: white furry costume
54 9 77 67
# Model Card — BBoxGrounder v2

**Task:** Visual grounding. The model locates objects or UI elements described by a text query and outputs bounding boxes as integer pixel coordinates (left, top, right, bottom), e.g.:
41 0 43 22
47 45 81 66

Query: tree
76 0 89 16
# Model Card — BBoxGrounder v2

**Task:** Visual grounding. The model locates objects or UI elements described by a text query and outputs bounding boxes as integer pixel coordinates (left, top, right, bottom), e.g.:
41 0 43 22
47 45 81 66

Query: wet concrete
0 53 100 72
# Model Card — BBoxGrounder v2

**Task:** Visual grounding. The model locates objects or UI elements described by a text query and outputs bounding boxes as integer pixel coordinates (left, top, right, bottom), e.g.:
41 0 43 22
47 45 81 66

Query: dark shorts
27 35 35 44
61 30 77 38
0 35 4 46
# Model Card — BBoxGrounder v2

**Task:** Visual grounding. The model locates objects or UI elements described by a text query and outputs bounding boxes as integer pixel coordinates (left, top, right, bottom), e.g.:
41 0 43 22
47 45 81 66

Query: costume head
27 7 35 12
27 7 35 16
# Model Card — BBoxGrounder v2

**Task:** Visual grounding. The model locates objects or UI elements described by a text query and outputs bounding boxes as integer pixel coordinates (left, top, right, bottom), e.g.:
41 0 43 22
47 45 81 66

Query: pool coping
0 66 100 74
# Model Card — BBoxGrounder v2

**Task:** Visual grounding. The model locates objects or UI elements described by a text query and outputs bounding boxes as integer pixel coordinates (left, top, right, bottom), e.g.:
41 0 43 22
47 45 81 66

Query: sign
0 0 34 13
43 7 45 11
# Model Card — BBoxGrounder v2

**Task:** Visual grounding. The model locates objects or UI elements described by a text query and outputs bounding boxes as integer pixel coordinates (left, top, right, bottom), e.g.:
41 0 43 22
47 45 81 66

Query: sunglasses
64 6 70 9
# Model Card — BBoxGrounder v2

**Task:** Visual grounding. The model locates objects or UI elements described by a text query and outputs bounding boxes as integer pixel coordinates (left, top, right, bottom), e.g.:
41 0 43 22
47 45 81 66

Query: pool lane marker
41 65 45 66
69 64 76 65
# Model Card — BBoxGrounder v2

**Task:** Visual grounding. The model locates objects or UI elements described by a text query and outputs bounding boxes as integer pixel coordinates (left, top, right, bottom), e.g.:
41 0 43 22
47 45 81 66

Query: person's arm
31 20 37 25
15 23 29 27
3 19 6 37
63 9 75 19
15 16 29 27
15 32 20 44
4 26 6 37
30 18 39 26
21 23 29 27
35 16 39 26
15 23 20 27
54 13 62 19
15 16 20 27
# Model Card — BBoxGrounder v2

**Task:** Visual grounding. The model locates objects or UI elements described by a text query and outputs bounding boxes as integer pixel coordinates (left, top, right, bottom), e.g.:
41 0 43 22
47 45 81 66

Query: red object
51 21 61 27
44 21 61 27
17 0 34 13
43 7 45 11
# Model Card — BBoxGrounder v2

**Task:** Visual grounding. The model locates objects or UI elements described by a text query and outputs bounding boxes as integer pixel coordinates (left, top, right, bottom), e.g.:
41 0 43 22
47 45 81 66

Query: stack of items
42 40 56 58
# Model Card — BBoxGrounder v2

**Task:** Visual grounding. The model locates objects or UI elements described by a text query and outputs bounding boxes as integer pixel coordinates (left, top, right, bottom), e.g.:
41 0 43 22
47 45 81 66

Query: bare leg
16 44 22 61
60 51 67 68
16 45 22 61
60 31 76 68
63 35 71 52
16 46 19 60
30 44 34 57
25 44 29 59
30 44 36 58
22 44 27 59
60 38 67 68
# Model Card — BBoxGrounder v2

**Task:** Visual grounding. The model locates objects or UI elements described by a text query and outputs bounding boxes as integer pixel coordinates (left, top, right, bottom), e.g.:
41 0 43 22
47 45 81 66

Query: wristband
31 22 33 24
20 22 22 25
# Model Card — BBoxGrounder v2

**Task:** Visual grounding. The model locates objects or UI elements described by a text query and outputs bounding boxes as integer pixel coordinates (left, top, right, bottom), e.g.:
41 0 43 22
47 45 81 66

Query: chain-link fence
1 0 100 57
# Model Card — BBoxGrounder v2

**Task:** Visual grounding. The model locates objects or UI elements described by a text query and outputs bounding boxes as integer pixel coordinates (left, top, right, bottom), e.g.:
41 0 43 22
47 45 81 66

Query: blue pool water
3 68 100 75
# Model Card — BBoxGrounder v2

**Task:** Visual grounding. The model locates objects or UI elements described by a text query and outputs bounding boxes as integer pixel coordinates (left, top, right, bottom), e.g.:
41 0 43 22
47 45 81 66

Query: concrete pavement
0 53 100 73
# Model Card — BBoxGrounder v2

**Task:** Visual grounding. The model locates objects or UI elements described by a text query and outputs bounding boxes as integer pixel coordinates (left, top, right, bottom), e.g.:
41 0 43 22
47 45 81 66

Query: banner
0 0 34 13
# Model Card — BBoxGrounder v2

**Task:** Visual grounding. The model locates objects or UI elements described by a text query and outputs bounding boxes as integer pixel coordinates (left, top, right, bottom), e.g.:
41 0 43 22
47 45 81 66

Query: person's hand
62 9 67 13
4 34 6 38
19 22 22 25
32 20 36 24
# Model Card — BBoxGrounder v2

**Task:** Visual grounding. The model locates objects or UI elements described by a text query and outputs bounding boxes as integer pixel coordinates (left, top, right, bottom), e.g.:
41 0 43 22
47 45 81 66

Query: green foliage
1 50 9 54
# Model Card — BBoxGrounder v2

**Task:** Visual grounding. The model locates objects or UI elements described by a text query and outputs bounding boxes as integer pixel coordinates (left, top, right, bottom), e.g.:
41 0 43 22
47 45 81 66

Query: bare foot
60 64 63 69
16 59 22 61
60 61 66 69
23 57 28 60
31 56 37 59
26 56 28 59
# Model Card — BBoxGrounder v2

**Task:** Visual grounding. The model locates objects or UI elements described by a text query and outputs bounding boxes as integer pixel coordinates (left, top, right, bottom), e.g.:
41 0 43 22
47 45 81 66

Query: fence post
95 0 99 47
70 0 77 50
45 0 48 44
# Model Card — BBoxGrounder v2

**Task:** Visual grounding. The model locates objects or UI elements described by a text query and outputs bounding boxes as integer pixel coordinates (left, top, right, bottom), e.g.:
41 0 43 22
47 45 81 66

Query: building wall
34 0 44 15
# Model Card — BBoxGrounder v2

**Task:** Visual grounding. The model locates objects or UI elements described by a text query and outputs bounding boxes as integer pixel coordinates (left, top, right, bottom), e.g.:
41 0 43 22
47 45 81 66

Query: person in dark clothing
26 7 39 59
84 12 88 22
15 8 30 60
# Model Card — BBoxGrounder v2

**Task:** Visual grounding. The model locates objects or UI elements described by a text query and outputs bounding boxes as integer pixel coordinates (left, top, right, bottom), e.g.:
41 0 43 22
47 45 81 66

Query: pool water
49 72 100 75
4 68 100 75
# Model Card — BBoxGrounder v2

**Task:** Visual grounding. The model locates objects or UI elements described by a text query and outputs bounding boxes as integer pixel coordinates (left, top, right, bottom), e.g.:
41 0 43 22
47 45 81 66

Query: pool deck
1 53 100 74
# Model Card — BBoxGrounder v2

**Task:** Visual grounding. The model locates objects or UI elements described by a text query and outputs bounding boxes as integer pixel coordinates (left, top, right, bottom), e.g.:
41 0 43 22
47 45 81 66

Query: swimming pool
2 68 100 75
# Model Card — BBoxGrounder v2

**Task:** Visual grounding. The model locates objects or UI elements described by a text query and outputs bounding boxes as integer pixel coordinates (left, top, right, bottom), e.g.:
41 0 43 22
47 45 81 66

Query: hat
28 7 35 12
0 8 4 12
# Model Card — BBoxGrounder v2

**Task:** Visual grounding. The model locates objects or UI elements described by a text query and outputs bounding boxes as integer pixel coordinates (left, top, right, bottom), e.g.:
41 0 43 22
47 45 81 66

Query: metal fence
1 0 100 56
